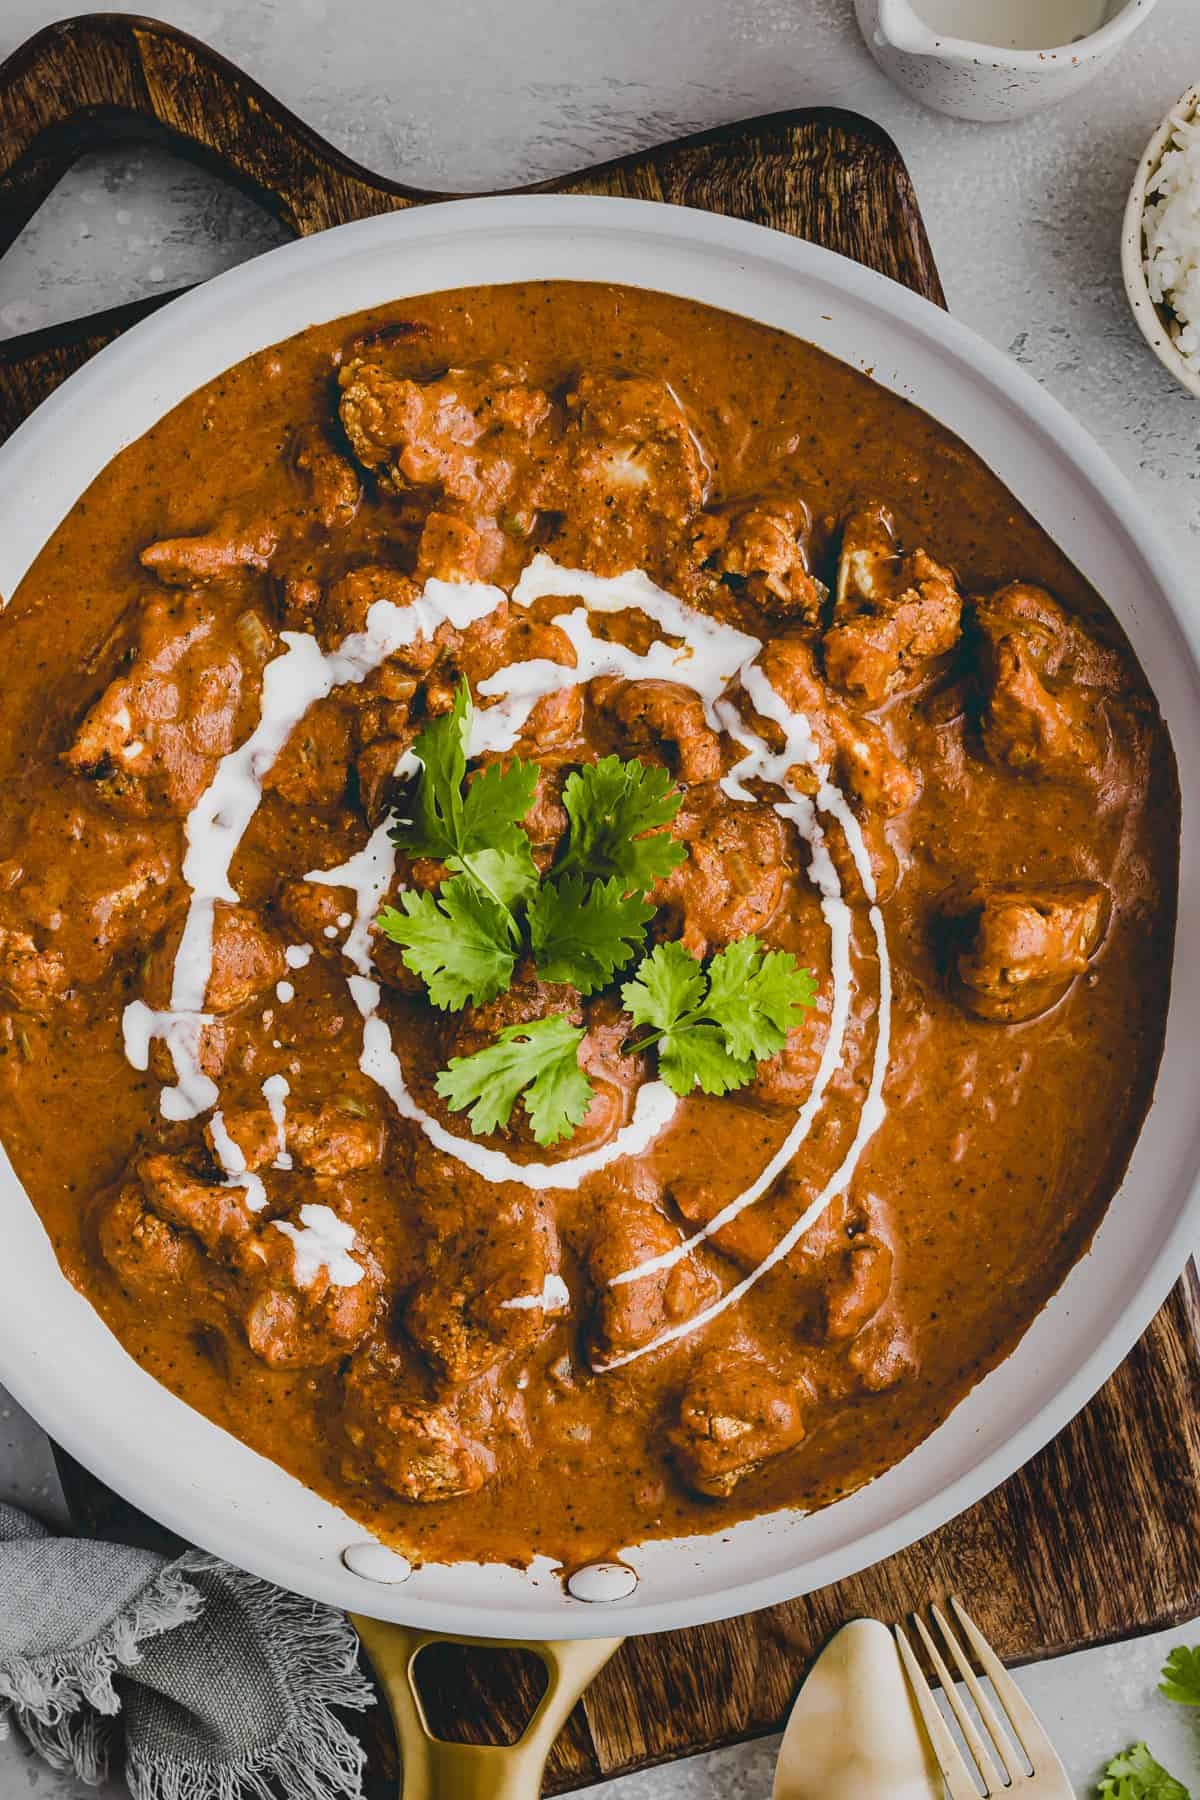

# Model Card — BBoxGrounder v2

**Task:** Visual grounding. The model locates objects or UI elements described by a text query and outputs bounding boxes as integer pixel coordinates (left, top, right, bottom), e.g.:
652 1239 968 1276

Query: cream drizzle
262 1073 292 1171
467 556 760 757
274 1203 364 1289
306 816 398 980
121 1001 219 1122
207 1108 268 1213
501 1273 571 1313
125 554 892 1355
594 884 893 1373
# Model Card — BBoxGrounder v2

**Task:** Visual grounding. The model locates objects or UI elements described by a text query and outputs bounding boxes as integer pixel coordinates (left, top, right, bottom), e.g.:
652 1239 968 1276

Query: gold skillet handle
353 1615 622 1800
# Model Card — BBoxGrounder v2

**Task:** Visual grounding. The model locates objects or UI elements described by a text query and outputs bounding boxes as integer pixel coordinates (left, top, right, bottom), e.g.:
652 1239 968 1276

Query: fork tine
931 1602 1023 1784
950 1595 1071 1780
894 1623 983 1800
913 1611 1003 1794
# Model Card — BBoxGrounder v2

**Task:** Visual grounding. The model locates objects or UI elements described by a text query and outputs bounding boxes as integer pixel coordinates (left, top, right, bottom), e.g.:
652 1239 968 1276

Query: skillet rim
0 192 1195 1638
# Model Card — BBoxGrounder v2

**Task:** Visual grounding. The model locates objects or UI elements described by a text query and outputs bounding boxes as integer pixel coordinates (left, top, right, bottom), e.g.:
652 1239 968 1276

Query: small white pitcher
855 0 1162 122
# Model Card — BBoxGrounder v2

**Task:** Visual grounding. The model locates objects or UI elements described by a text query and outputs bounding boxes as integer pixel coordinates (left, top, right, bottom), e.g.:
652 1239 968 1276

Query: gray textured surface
1 1 1199 1794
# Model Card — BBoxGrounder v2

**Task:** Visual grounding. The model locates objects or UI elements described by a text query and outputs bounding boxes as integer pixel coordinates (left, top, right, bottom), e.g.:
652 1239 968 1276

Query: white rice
1143 98 1200 375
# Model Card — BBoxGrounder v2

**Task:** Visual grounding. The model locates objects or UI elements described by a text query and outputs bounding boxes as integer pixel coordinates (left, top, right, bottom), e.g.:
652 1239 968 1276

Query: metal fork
894 1597 1074 1798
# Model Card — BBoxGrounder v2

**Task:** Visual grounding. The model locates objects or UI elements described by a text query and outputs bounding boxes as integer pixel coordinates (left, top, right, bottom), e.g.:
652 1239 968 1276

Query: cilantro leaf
1098 1743 1190 1799
521 1037 595 1145
376 880 515 1009
459 755 541 854
528 874 654 994
1161 1647 1200 1707
435 1014 592 1146
390 683 539 926
621 938 817 1098
703 937 820 1063
557 755 685 894
621 941 752 1098
391 680 470 863
447 840 539 914
657 1019 755 1097
452 757 541 910
621 938 707 1035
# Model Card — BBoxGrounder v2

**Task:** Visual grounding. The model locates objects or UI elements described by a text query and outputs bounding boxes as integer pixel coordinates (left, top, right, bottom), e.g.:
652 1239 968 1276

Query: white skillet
0 197 1196 1652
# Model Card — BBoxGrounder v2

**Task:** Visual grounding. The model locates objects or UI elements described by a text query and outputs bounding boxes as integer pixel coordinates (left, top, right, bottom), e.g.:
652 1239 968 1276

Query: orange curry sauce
0 284 1178 1566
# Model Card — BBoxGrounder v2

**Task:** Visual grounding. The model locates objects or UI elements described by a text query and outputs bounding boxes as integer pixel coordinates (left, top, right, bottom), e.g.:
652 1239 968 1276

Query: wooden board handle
0 11 431 254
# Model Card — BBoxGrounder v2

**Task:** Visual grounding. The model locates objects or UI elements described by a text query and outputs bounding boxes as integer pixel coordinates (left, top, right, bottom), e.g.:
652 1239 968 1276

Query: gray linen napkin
0 1502 374 1800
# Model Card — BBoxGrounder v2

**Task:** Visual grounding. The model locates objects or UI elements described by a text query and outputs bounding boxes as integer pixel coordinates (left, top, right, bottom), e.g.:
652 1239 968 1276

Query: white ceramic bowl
1122 82 1200 400
0 196 1197 1639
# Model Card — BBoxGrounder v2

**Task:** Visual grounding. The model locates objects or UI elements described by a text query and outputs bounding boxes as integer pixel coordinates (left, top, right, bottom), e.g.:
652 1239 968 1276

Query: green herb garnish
436 1014 592 1147
435 936 817 1144
1160 1649 1200 1709
376 683 817 1147
527 873 654 996
378 684 681 1000
388 681 539 933
556 755 686 892
1098 1743 1190 1799
1096 1646 1200 1798
622 938 818 1097
376 880 515 1010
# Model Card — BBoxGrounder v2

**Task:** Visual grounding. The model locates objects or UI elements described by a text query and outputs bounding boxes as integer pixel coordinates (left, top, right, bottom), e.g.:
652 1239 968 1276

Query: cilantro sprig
1096 1645 1200 1798
377 683 682 1003
376 881 515 1010
1098 1744 1189 1799
527 874 654 994
622 938 818 1097
436 1015 592 1147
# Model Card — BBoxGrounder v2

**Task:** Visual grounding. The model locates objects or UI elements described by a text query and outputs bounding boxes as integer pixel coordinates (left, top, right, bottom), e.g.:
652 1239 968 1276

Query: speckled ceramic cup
855 0 1162 122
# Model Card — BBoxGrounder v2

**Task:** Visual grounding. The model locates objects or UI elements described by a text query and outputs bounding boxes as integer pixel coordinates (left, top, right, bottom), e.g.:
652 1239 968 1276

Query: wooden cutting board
2 16 1197 1793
